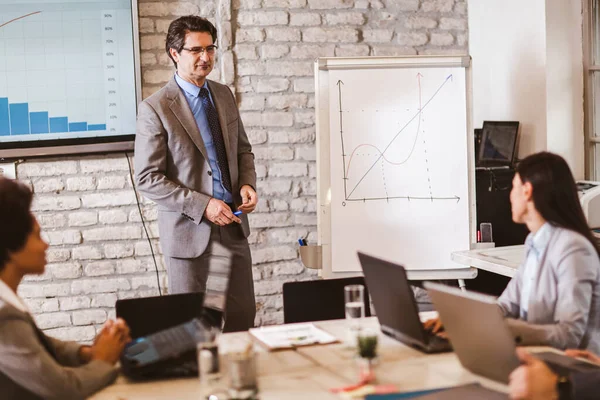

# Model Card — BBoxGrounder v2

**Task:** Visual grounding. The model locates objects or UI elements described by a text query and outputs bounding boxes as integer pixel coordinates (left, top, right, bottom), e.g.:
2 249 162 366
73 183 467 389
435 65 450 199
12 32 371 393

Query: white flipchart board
315 56 476 279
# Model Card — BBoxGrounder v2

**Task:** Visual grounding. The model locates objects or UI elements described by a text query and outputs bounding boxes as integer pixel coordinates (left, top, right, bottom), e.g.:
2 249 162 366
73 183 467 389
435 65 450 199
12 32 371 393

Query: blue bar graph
9 103 29 135
0 97 106 136
0 98 9 136
50 117 68 133
88 124 106 131
69 122 87 132
30 112 49 134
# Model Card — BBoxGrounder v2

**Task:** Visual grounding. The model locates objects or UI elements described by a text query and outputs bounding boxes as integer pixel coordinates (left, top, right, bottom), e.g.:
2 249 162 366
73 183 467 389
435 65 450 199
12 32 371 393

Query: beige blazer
0 301 116 400
498 225 600 354
134 78 257 259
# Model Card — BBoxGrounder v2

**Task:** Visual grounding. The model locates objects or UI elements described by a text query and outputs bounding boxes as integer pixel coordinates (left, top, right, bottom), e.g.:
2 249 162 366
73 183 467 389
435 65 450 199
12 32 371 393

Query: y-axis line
337 79 348 199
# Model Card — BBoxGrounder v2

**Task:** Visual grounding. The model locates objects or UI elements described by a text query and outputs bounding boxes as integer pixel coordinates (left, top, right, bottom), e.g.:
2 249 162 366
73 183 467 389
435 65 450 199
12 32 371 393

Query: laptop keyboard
156 360 198 378
545 360 599 376
426 331 452 351
149 321 197 358
537 351 600 376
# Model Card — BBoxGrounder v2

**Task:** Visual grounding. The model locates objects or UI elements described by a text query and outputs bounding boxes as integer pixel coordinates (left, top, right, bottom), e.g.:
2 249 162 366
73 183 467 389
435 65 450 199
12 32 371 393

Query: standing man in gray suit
135 16 258 332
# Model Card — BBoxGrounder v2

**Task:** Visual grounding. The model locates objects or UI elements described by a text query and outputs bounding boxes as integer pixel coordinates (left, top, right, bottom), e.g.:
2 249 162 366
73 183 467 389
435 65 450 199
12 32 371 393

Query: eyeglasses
181 45 218 56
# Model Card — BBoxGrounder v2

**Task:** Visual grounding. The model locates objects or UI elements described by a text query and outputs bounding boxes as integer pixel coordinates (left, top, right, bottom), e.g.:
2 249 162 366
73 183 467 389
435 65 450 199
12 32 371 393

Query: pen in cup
298 238 307 246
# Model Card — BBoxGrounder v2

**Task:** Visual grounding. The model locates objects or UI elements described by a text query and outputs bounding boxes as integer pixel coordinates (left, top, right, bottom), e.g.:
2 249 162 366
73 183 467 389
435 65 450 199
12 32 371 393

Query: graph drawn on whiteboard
324 64 471 273
334 71 462 205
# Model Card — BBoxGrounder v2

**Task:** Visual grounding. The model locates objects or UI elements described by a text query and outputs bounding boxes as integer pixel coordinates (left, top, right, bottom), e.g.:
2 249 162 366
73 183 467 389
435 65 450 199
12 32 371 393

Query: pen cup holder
299 245 322 270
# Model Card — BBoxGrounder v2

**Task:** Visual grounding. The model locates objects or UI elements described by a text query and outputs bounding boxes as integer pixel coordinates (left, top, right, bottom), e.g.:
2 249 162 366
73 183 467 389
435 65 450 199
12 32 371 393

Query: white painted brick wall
16 0 467 342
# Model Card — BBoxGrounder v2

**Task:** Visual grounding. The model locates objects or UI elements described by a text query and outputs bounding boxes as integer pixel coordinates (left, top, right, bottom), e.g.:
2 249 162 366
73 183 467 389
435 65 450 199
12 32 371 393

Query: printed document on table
249 323 339 350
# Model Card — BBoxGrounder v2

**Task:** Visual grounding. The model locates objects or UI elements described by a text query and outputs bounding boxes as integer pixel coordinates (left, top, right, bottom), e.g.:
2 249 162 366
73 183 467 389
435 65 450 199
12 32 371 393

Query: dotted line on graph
380 158 389 199
421 116 433 199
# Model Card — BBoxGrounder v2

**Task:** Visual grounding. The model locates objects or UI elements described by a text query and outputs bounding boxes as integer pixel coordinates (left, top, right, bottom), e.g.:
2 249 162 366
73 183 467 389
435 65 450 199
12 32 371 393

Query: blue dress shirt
520 222 552 319
175 73 232 203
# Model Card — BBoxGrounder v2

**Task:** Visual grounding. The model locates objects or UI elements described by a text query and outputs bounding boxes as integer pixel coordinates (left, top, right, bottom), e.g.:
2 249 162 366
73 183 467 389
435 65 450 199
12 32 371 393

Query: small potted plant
356 331 378 383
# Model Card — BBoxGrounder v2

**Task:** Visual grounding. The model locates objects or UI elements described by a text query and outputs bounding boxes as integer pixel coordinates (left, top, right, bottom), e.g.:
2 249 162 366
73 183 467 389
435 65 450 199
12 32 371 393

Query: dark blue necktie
199 87 232 193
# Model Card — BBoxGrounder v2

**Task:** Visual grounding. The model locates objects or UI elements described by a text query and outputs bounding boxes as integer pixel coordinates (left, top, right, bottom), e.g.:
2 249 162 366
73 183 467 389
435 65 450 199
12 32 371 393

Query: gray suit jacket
497 225 600 354
0 300 117 400
135 77 257 258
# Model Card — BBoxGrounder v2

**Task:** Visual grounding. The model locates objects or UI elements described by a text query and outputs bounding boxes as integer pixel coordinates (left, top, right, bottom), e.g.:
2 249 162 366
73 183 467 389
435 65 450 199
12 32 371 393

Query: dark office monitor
477 121 520 167
116 292 222 339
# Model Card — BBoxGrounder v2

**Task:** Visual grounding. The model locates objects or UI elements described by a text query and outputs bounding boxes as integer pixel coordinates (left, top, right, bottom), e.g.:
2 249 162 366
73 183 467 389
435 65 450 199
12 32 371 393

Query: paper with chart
328 66 470 272
0 0 137 142
249 323 339 351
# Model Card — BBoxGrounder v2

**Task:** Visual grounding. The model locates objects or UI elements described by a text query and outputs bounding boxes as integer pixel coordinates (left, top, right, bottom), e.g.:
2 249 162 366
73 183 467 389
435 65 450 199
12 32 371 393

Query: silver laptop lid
424 282 520 383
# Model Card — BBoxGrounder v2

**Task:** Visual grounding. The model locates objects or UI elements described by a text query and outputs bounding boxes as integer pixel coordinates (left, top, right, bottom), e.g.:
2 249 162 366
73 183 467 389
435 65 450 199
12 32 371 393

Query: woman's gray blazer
498 225 600 354
0 301 117 400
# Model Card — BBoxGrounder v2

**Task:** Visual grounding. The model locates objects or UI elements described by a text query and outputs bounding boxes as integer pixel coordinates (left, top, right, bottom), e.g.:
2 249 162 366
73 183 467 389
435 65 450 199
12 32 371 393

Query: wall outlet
0 162 16 179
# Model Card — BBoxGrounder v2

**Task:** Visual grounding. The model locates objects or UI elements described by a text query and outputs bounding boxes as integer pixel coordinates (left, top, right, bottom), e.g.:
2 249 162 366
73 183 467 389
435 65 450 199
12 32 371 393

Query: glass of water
196 322 225 399
344 284 365 341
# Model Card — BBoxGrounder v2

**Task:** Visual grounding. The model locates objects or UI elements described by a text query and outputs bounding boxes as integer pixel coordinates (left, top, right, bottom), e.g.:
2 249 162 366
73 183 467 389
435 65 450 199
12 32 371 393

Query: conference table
90 316 512 399
451 245 524 278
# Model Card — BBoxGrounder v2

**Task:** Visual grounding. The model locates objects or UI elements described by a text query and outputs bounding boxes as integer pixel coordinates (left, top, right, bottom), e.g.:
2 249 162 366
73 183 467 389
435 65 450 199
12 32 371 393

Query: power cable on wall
125 152 162 296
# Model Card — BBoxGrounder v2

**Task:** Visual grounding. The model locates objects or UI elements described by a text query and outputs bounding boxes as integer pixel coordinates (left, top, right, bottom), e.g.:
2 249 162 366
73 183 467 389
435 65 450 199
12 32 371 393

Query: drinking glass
344 284 365 342
226 349 258 399
196 322 224 399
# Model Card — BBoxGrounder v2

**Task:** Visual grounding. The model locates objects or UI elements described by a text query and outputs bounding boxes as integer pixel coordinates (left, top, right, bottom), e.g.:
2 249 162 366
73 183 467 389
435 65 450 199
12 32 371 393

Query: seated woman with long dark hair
0 177 131 400
426 152 600 353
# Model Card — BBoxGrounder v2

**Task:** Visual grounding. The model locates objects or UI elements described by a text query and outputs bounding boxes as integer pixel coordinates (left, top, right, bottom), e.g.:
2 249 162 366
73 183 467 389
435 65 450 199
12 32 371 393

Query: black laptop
357 252 451 354
116 292 223 380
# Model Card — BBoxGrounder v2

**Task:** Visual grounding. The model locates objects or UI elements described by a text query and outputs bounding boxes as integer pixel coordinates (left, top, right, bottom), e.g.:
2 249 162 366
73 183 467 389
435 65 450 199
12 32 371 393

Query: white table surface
321 268 479 282
451 245 525 278
90 316 514 400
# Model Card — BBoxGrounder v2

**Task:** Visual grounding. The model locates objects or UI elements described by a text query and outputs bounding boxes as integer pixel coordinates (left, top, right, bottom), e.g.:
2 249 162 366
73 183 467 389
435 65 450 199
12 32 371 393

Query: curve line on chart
0 12 42 29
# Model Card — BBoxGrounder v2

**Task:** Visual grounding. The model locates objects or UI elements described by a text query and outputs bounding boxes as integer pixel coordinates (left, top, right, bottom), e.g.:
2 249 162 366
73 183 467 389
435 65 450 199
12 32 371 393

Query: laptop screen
357 252 427 344
116 292 222 339
477 121 519 166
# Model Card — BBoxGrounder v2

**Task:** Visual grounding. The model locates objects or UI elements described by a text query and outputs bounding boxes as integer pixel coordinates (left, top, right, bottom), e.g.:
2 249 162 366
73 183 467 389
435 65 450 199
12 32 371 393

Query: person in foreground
509 348 600 400
0 177 131 400
425 152 600 353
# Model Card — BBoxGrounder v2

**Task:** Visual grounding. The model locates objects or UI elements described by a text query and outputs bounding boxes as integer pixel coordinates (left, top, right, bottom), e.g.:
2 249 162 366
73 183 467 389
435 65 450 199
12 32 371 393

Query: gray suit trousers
164 223 255 333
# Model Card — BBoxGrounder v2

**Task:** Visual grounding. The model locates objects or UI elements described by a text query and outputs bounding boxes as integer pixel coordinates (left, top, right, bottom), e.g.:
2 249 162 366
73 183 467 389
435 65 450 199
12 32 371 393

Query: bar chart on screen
0 0 137 143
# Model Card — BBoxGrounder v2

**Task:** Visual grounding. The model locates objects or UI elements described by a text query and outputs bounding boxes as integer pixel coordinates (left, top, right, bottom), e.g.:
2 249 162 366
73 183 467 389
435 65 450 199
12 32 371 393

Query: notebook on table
365 384 506 399
249 323 338 351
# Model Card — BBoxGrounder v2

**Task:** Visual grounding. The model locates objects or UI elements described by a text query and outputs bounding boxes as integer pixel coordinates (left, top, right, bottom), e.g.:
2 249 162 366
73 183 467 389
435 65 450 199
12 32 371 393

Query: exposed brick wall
16 0 467 341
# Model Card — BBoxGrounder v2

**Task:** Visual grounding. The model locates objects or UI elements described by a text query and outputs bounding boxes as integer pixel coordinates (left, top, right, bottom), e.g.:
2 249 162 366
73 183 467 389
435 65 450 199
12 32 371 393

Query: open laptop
357 252 451 354
425 282 600 383
116 292 222 338
116 292 223 379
